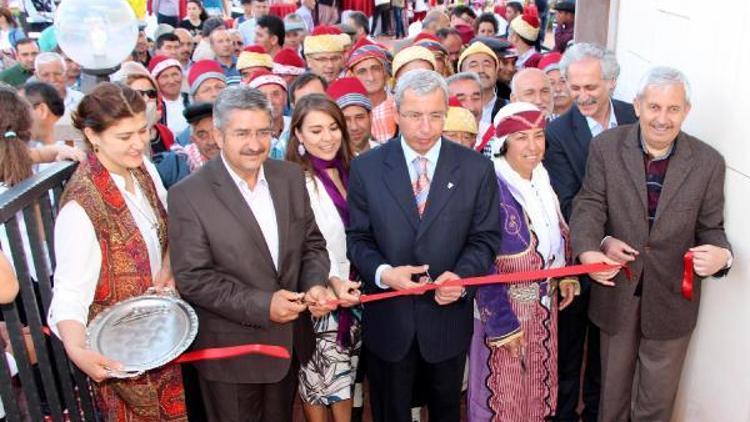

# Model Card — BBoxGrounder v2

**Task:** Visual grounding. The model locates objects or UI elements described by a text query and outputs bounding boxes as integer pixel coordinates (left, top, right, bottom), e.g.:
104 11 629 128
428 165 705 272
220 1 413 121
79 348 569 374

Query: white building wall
609 1 750 420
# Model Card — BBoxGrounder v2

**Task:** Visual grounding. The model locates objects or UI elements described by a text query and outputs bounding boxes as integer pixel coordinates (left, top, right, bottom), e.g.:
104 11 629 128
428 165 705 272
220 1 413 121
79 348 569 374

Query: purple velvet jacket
476 174 571 343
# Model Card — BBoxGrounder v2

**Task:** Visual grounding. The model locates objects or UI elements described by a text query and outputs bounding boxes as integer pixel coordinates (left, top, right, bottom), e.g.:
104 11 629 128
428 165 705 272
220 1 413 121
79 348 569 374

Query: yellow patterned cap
304 26 346 55
444 106 478 134
457 41 498 71
237 50 273 71
392 45 436 78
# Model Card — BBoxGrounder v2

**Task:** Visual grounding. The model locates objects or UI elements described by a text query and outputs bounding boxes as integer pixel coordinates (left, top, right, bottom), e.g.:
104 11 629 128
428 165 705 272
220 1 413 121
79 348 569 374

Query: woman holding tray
47 83 186 420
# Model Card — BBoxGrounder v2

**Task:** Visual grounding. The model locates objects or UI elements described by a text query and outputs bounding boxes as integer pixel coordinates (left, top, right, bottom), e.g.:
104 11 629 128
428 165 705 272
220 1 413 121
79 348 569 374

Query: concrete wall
608 1 750 420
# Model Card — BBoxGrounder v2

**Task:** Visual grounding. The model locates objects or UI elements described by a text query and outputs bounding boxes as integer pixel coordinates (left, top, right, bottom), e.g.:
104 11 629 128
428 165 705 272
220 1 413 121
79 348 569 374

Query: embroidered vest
60 154 168 320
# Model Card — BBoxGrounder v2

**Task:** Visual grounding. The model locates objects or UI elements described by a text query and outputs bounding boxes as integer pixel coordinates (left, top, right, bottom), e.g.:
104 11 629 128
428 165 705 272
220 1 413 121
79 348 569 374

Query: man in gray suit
169 86 334 422
571 67 733 422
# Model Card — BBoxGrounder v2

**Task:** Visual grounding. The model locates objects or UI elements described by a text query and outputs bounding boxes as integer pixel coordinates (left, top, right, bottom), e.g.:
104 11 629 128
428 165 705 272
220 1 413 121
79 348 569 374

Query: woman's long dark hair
285 94 354 173
187 0 209 22
0 86 33 186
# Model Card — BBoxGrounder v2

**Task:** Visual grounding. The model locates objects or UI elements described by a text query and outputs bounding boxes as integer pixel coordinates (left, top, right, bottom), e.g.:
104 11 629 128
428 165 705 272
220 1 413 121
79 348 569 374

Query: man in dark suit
572 67 732 421
543 43 638 422
169 86 334 422
347 69 501 422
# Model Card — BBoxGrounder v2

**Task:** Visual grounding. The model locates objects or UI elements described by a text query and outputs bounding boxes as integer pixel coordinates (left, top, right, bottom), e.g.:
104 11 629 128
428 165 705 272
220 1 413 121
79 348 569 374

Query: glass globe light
55 0 138 70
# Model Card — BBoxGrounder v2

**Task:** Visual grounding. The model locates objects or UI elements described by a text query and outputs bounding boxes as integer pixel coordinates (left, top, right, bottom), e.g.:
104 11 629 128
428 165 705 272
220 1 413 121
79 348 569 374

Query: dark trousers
198 367 296 422
371 5 391 36
556 279 600 422
157 13 179 27
392 7 405 38
366 340 465 422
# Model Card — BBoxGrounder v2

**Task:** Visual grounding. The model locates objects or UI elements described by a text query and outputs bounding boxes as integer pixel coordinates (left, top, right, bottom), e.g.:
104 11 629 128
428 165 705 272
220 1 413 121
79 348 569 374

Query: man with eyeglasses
169 85 333 422
304 26 345 83
347 69 501 422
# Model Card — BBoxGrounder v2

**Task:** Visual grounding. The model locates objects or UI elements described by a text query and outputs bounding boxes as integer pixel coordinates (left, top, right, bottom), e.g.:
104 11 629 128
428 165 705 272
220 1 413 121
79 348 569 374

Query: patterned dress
297 174 362 406
467 168 576 422
60 155 187 421
298 307 362 405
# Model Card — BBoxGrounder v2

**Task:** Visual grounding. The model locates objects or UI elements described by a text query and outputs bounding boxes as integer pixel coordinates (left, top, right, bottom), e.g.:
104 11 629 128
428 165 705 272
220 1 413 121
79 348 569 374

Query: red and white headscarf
491 102 546 155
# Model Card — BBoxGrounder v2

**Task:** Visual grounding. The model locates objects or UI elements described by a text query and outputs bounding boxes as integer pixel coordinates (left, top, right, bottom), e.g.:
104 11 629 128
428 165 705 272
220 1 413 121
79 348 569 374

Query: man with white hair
347 69 501 422
571 66 732 422
542 42 638 422
509 67 553 117
34 52 83 113
538 52 573 119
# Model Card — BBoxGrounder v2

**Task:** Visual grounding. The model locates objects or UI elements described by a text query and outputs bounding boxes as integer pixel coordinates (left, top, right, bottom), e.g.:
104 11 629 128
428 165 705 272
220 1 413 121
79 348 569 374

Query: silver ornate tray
86 293 198 378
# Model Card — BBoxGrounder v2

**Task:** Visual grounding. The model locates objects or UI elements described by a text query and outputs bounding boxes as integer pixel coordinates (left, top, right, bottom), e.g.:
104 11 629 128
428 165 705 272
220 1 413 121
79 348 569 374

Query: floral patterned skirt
298 307 362 406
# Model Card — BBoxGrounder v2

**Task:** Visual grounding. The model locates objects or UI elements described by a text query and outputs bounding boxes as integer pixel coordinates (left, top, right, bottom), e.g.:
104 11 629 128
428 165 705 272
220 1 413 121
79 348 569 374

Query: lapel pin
447 182 454 189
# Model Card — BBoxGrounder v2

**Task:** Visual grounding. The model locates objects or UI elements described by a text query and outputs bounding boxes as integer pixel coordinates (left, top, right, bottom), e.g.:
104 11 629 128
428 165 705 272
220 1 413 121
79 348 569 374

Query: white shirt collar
221 152 268 192
481 94 498 124
585 99 618 137
400 135 442 166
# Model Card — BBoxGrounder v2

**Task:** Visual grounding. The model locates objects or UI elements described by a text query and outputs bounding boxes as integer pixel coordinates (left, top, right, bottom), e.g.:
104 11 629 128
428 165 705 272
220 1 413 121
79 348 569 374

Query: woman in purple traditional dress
467 102 580 421
285 94 363 422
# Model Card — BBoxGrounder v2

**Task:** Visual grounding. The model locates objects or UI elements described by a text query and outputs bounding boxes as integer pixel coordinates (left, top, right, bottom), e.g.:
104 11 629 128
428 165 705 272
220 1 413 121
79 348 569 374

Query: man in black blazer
347 70 501 422
169 86 333 422
543 43 638 422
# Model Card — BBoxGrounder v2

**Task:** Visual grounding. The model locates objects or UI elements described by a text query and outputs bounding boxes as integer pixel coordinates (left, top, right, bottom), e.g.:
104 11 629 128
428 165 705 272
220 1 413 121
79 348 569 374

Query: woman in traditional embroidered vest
47 83 187 421
285 95 363 422
467 103 580 421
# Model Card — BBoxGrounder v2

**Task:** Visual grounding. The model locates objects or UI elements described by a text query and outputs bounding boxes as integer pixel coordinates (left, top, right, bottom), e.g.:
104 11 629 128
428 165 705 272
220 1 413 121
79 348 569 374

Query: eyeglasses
399 111 446 124
135 89 158 99
229 128 274 141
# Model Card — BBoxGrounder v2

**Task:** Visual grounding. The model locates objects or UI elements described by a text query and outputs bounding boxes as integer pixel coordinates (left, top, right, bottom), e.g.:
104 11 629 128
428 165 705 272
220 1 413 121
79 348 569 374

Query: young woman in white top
46 83 186 420
286 94 363 422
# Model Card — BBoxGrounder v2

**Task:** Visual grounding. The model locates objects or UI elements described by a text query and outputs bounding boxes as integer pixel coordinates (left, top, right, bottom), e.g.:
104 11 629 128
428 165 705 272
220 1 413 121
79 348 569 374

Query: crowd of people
0 0 735 421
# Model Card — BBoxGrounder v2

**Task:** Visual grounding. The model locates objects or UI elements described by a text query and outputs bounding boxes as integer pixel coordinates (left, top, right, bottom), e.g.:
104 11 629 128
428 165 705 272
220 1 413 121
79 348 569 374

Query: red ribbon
40 328 291 362
326 262 625 307
173 344 290 363
682 251 694 301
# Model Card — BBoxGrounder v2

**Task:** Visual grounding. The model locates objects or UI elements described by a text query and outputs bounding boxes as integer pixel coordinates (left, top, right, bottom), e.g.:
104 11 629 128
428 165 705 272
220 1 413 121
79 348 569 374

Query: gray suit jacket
169 157 329 383
570 123 731 340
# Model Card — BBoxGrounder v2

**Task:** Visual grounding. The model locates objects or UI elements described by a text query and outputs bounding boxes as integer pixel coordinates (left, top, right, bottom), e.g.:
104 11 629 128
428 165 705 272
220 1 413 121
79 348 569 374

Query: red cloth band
682 251 694 301
327 262 625 307
495 110 547 138
174 344 290 363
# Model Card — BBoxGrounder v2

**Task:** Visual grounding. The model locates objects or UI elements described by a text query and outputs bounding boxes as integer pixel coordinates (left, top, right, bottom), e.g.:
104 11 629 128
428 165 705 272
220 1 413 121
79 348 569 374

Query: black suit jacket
543 99 638 220
169 157 329 384
346 138 501 363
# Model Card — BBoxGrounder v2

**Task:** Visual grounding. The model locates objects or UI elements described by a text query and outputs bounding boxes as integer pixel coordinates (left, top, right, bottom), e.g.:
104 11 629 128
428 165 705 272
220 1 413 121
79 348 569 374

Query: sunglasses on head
136 89 158 99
